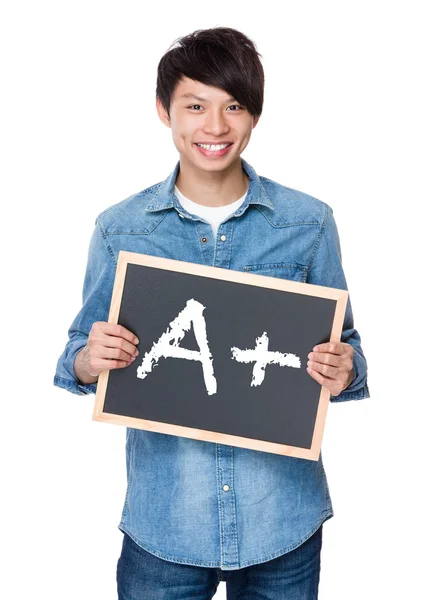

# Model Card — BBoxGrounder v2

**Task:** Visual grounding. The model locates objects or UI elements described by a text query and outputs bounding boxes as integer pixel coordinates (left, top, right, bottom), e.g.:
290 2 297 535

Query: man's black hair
156 26 264 119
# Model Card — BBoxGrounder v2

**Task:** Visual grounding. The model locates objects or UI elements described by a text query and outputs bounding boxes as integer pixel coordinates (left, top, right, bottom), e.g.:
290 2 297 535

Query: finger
99 331 139 359
97 322 139 345
308 351 341 368
307 359 338 379
99 345 139 363
307 366 337 390
312 342 343 355
96 357 136 371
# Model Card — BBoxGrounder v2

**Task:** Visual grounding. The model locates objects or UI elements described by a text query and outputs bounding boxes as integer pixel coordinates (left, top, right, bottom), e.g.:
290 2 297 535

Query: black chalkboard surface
93 251 348 461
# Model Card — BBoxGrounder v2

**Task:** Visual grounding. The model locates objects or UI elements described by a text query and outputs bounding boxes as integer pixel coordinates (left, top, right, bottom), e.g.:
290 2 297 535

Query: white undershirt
174 185 248 238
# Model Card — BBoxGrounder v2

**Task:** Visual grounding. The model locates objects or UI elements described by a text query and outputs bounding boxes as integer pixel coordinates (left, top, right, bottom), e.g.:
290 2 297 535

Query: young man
54 26 370 599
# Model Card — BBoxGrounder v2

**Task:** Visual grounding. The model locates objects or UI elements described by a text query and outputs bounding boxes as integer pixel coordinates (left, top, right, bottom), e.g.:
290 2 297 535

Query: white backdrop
1 1 428 598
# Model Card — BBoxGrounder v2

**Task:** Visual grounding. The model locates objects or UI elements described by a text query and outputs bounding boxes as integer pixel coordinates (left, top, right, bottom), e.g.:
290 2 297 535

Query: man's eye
187 104 243 111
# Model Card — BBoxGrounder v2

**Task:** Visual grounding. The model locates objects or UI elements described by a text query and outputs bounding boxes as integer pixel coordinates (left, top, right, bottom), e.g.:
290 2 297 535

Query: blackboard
93 251 348 461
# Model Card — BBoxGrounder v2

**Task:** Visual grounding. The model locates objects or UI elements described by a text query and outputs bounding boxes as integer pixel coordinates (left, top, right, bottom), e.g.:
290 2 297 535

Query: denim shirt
53 157 370 569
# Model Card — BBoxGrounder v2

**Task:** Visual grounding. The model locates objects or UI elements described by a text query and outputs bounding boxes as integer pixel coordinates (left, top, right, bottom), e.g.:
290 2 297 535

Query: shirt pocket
242 262 308 283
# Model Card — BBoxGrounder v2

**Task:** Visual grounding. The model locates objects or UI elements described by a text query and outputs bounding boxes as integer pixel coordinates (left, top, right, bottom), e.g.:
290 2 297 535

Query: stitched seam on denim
212 224 219 267
308 203 330 272
215 444 224 566
53 374 91 395
120 428 136 525
102 209 170 236
78 384 96 394
98 185 162 219
54 375 76 390
147 180 170 209
333 383 370 402
259 176 322 200
253 205 321 228
243 262 308 270
140 183 163 202
330 381 370 401
337 382 366 397
257 178 275 210
95 217 117 267
225 220 233 269
118 512 333 569
320 460 332 507
118 525 223 568
212 221 233 269
228 445 239 565
259 179 330 216
234 513 333 568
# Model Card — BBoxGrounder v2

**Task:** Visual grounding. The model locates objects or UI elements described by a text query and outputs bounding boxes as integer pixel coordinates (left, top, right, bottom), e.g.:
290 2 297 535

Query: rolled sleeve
307 204 370 402
53 216 117 396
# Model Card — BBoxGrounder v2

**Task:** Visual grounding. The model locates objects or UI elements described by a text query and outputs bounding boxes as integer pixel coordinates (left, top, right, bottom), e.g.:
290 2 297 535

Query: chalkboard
93 251 348 461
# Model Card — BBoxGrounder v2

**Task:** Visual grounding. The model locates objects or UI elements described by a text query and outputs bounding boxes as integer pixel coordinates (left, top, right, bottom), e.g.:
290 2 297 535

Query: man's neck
175 156 249 208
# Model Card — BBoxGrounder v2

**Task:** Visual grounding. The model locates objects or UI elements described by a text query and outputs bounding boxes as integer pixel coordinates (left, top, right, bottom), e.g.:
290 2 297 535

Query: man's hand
307 341 354 397
74 322 140 385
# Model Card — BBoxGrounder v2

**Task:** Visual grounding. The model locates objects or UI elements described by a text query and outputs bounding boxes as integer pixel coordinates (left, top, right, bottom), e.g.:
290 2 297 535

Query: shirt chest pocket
242 262 308 283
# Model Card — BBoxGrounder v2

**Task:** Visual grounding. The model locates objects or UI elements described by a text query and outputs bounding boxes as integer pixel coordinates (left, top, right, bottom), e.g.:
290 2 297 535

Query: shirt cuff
53 374 97 396
330 381 370 402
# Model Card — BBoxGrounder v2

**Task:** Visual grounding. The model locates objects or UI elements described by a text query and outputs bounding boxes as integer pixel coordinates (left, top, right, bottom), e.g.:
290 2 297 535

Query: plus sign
231 332 301 387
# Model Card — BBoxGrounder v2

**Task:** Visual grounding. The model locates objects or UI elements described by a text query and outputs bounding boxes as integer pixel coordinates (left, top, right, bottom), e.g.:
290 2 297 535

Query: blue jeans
116 525 323 599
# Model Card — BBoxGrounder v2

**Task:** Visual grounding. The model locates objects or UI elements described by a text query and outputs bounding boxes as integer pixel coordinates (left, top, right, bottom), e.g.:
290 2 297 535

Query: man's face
156 76 259 172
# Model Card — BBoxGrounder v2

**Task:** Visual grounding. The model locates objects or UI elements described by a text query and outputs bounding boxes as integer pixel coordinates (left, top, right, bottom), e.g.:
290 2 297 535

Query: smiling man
54 26 370 600
160 77 256 208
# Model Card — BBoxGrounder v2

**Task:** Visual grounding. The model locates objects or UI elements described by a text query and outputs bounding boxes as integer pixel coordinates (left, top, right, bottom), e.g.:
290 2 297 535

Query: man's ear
252 115 260 129
156 98 171 128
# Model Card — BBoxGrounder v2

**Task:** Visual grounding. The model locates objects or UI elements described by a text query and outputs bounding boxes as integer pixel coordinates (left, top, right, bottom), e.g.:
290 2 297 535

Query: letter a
136 298 217 395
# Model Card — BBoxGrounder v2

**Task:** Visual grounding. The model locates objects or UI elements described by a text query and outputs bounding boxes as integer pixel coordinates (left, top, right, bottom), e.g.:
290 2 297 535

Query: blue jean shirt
53 157 370 569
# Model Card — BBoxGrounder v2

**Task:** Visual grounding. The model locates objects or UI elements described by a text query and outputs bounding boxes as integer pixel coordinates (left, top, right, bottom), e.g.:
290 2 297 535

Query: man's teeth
197 143 231 151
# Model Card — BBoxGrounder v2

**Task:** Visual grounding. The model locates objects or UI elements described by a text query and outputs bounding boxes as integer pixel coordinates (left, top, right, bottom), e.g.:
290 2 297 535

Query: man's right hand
74 322 140 385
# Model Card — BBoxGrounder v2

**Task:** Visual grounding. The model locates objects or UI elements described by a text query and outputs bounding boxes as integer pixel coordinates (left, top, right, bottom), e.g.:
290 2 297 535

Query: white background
1 1 428 598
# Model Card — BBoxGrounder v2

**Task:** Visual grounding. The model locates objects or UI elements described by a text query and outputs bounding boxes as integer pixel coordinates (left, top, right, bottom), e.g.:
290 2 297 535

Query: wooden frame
93 251 348 461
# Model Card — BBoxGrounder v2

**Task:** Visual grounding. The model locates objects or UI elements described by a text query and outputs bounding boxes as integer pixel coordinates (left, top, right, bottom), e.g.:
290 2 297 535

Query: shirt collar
145 157 275 214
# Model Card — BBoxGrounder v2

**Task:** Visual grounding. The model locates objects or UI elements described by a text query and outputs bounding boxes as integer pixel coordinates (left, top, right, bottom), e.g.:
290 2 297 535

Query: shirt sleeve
306 203 370 402
53 216 117 396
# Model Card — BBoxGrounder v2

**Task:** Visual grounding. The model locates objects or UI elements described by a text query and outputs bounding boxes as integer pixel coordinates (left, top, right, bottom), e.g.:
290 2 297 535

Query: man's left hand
307 342 354 397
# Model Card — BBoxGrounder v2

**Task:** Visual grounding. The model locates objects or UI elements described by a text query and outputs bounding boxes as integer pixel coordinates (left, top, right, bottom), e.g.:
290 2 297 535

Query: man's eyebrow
179 93 237 103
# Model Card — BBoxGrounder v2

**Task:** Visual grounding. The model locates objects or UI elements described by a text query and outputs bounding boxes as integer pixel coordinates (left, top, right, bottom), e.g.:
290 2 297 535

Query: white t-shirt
174 185 248 238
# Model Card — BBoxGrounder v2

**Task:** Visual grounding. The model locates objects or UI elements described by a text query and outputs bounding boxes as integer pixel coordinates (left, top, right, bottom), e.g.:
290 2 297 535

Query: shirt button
201 237 208 243
220 235 227 242
223 484 230 492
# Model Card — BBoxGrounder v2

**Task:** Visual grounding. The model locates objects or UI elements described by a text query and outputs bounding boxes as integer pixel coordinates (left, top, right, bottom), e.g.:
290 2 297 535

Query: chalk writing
231 331 301 387
136 299 301 395
136 298 217 395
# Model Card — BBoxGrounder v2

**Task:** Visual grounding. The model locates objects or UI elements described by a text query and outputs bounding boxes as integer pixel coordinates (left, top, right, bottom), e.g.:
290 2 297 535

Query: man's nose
203 110 230 135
